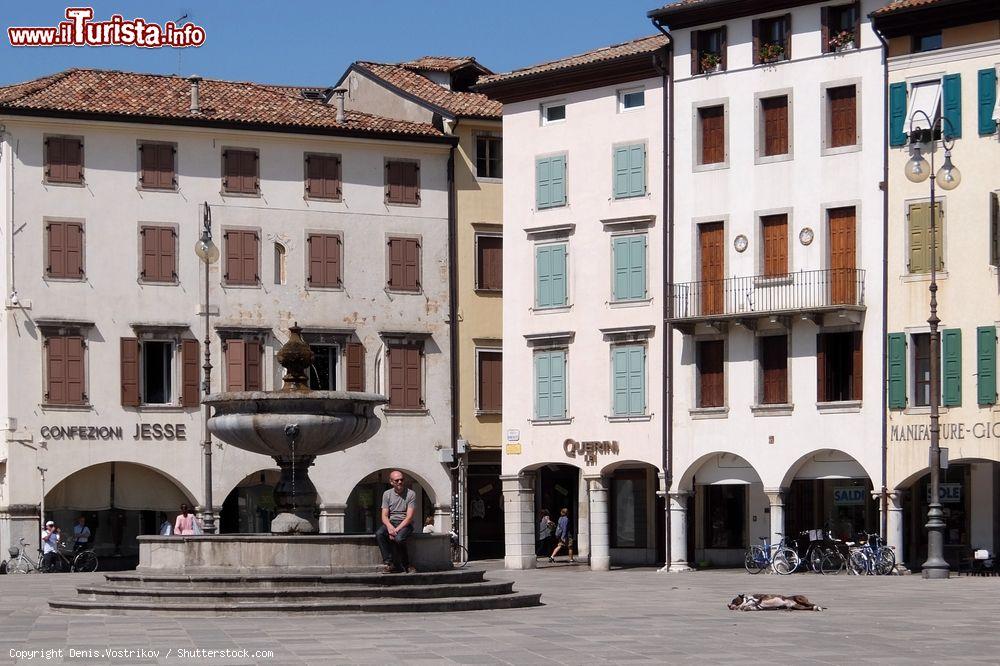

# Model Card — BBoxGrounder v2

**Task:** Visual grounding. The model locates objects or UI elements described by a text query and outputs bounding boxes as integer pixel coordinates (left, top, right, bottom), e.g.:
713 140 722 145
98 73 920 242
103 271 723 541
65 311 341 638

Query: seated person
375 470 416 573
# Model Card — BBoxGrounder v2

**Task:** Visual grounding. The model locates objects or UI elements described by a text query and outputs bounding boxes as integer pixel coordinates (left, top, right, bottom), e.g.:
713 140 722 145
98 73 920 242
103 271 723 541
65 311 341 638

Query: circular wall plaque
734 234 748 253
799 227 815 246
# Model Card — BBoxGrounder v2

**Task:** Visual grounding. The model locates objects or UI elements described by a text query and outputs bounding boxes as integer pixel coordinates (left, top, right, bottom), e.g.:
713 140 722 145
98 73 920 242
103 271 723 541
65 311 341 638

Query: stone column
764 489 785 548
661 491 692 572
318 503 347 534
885 490 907 572
432 504 452 533
501 472 536 570
586 475 610 571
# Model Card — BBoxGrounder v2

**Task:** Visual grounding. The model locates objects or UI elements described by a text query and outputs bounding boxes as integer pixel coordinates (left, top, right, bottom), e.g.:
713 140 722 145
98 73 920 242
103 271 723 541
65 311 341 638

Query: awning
45 462 189 512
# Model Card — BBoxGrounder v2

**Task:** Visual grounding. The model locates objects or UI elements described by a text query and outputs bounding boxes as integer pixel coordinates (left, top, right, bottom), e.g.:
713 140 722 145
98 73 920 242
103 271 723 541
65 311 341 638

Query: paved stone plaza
1 563 999 665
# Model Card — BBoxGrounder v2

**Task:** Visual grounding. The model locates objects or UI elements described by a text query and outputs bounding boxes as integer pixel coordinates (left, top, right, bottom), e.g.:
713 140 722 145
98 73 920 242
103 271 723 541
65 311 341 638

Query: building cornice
648 0 819 30
871 0 1000 38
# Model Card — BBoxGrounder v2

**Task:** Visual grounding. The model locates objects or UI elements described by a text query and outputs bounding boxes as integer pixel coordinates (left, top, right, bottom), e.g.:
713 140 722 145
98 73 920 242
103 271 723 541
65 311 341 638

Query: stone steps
104 569 487 588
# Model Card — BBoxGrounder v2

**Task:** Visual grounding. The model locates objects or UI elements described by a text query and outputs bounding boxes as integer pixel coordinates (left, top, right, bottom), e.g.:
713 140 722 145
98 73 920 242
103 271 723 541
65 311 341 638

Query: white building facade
479 35 669 570
650 0 887 569
0 70 456 558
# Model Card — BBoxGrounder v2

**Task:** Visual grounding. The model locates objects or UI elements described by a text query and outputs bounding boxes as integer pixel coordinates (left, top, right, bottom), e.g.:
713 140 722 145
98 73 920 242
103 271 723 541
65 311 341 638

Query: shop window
308 344 338 391
704 485 745 548
817 331 862 402
611 469 648 548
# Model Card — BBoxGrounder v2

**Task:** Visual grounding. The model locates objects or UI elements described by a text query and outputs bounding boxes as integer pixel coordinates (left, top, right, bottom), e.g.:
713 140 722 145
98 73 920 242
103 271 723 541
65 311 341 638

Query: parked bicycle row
745 530 896 575
2 518 101 575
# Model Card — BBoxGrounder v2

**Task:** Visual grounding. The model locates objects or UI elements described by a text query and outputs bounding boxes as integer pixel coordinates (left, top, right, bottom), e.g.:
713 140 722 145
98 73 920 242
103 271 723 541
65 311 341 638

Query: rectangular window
535 243 567 309
619 88 645 111
476 235 503 291
697 339 724 408
224 229 260 286
612 234 646 302
612 345 646 416
535 155 567 209
906 80 942 134
991 192 1000 266
699 106 725 165
541 102 566 125
913 32 942 53
704 485 745 548
140 225 177 283
912 333 933 407
611 469 648 548
761 95 789 157
817 331 863 402
46 220 84 279
139 142 176 190
692 27 726 75
761 214 788 276
385 160 420 205
759 335 788 405
753 14 790 64
44 136 83 184
222 148 259 195
224 339 263 392
305 153 342 200
475 134 503 179
888 332 907 408
387 237 421 292
346 341 366 392
387 342 423 410
122 337 198 407
978 68 998 136
942 328 962 407
307 234 342 288
45 335 86 405
907 202 944 274
613 144 646 199
478 350 502 413
142 340 173 405
308 344 338 391
823 3 859 53
977 326 997 406
534 349 566 420
828 85 858 148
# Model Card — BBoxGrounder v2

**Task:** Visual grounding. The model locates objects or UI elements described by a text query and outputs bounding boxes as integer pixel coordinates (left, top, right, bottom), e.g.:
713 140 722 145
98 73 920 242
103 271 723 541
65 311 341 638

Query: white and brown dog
728 593 825 612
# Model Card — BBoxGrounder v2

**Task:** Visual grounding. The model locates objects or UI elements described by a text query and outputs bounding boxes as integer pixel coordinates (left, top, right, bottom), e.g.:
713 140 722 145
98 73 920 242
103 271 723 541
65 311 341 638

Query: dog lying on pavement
728 593 825 611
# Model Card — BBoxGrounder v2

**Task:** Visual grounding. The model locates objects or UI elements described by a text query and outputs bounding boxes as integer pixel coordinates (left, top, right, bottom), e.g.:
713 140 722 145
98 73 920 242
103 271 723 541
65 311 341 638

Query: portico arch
780 449 875 543
343 468 436 535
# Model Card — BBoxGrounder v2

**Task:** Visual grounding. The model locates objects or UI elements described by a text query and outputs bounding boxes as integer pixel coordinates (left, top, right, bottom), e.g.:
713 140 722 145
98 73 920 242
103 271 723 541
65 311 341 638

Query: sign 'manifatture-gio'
890 421 1000 443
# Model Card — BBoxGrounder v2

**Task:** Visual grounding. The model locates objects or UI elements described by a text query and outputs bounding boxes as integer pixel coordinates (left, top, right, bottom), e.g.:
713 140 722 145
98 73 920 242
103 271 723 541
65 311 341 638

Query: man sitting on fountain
376 470 417 573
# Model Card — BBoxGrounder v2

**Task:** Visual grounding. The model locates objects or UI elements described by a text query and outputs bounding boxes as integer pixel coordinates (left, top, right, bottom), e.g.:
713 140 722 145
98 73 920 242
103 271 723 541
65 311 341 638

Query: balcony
667 268 865 332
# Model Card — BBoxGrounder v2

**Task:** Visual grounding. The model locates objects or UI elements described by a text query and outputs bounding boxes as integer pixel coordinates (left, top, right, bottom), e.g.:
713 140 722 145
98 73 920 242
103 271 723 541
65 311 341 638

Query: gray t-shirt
381 488 416 525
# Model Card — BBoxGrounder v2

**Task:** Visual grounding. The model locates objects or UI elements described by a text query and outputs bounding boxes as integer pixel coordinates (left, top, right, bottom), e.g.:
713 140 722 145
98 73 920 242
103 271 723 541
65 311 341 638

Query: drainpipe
651 21 674 568
446 125 461 535
873 18 890 542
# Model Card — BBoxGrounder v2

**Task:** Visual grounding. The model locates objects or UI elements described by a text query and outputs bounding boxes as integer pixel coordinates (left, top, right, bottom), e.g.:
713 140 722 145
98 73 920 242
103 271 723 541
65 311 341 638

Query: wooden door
699 222 725 315
828 207 856 304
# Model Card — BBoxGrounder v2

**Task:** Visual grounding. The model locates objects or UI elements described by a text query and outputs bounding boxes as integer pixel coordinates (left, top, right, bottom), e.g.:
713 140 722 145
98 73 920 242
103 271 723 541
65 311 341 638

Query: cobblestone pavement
1 562 999 665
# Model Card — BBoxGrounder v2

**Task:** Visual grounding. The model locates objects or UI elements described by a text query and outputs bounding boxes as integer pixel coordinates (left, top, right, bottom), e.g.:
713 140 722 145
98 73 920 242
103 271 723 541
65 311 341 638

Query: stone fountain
51 323 541 614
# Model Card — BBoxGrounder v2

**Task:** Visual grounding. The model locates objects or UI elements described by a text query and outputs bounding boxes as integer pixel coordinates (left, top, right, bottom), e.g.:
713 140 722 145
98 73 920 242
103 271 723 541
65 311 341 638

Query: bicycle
449 530 469 569
798 530 845 575
49 543 99 573
7 538 40 574
848 532 895 576
744 534 800 575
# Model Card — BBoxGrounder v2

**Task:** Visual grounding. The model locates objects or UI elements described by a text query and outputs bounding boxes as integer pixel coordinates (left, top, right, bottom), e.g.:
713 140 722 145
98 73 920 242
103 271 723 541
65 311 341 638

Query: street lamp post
903 112 961 579
195 202 220 533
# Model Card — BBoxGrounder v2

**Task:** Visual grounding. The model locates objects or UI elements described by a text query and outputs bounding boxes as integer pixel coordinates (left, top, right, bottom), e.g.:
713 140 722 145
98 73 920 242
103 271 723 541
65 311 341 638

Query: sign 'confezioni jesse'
39 423 188 441
890 422 1000 442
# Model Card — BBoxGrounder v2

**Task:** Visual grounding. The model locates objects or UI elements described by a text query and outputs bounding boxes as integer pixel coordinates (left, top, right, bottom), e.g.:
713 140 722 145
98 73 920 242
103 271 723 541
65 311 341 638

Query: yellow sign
506 442 522 455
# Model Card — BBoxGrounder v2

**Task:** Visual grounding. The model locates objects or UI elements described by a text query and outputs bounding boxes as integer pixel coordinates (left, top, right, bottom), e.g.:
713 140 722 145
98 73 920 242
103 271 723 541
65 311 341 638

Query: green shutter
977 326 997 405
888 333 907 408
612 347 630 415
549 350 566 418
536 157 551 208
613 147 630 198
536 244 566 308
942 74 962 139
942 328 962 407
978 68 998 135
549 155 566 207
550 244 566 306
613 237 630 300
890 82 908 147
628 144 646 197
630 235 647 299
535 351 550 419
628 345 646 415
613 235 647 301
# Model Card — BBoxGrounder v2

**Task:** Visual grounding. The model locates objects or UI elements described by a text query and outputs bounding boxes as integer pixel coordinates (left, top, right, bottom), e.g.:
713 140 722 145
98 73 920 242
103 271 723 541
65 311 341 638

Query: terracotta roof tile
871 0 950 15
354 61 501 119
400 56 483 73
0 68 447 140
477 34 668 86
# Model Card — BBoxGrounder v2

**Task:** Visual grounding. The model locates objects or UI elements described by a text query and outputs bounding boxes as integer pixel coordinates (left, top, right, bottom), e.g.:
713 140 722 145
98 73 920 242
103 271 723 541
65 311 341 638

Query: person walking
538 509 555 557
549 508 576 563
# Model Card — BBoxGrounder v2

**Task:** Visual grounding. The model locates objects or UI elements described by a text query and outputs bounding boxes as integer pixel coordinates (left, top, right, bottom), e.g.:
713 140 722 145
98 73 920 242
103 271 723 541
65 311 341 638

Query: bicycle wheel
772 548 800 575
72 551 98 573
451 544 469 569
848 549 869 575
819 549 844 575
875 549 896 576
9 557 33 574
744 546 766 574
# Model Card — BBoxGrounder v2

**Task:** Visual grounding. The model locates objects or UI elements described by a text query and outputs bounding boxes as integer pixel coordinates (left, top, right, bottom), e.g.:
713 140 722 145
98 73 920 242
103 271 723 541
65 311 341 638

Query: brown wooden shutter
816 333 827 402
140 143 156 186
121 337 140 407
47 336 66 404
346 342 365 391
307 235 323 286
698 340 724 408
327 235 341 286
227 230 259 285
160 227 176 281
762 96 788 156
761 335 788 405
226 339 246 391
700 106 725 165
404 345 422 408
752 19 761 64
387 346 404 407
388 239 403 288
181 339 200 407
245 341 262 391
242 151 255 194
761 214 788 276
821 6 831 52
852 1 861 49
829 86 857 148
224 231 239 283
691 30 700 76
66 222 84 278
403 239 420 290
478 236 503 290
479 351 502 412
223 150 233 191
782 14 792 59
720 26 728 70
331 156 342 199
386 161 401 203
404 162 419 203
66 335 85 404
852 330 863 401
47 222 64 277
46 137 64 182
159 144 175 188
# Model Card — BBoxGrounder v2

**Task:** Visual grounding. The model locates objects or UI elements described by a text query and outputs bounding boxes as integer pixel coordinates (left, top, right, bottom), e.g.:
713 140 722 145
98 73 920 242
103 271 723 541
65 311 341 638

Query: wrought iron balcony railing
667 268 866 324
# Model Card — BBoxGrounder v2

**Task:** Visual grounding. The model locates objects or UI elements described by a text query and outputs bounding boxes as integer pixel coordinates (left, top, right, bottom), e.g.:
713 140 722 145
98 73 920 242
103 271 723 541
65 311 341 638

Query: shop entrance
685 453 763 568
534 464 580 555
467 451 503 560
219 469 280 534
344 469 434 534
784 450 875 545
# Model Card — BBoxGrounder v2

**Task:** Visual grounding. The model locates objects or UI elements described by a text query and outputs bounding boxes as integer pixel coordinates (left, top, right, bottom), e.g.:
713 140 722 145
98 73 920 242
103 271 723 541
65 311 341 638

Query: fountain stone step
102 569 487 589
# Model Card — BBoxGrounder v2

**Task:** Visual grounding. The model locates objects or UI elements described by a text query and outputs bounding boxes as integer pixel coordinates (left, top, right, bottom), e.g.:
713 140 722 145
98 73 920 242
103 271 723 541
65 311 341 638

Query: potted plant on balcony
700 51 722 74
758 42 785 64
828 30 855 52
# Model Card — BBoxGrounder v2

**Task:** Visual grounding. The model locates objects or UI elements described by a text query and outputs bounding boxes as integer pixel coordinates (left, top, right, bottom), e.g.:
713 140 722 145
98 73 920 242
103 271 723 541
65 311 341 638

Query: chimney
330 87 346 123
187 75 203 115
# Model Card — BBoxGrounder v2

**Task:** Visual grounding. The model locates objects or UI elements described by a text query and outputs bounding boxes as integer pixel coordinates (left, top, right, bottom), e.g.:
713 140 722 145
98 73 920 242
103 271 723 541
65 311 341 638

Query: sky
1 1 665 87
